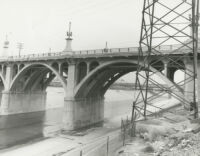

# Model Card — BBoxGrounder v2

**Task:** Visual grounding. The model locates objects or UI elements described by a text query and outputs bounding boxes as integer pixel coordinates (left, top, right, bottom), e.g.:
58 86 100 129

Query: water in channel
0 87 133 149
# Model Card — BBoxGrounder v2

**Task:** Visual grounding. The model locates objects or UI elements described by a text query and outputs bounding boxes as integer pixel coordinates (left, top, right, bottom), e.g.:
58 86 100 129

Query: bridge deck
0 44 198 62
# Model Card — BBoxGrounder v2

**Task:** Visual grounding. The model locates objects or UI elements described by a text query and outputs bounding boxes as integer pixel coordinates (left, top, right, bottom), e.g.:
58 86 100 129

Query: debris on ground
117 107 200 156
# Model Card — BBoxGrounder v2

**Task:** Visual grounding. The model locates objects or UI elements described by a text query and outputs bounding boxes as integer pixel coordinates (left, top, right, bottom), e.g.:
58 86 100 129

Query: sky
0 0 143 56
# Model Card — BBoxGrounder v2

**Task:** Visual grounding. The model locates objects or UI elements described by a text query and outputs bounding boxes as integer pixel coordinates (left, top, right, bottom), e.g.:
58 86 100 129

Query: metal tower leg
134 0 199 119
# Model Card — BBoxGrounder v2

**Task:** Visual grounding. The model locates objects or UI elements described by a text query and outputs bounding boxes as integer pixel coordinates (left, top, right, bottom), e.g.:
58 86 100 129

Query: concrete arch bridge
0 46 197 130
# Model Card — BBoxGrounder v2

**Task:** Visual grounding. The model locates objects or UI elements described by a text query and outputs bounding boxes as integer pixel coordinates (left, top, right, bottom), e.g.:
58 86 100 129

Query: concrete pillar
0 91 10 114
163 60 169 77
63 96 104 130
63 99 75 130
66 62 76 97
87 62 90 74
62 61 104 130
0 65 15 113
4 65 13 90
184 59 194 108
197 60 200 103
58 63 62 76
17 65 20 73
63 61 77 130
0 91 47 115
162 60 172 99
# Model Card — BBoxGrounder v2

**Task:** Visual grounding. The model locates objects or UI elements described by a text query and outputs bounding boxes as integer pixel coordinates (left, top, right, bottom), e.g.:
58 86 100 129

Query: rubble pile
161 129 200 156
117 110 200 156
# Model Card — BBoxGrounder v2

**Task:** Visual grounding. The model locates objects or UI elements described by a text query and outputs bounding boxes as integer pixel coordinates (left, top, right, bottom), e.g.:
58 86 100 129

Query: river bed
0 87 134 149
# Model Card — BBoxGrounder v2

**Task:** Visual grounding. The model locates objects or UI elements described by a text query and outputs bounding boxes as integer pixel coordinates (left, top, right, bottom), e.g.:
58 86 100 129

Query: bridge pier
183 58 200 109
0 91 47 115
184 60 194 105
62 61 104 130
63 96 104 130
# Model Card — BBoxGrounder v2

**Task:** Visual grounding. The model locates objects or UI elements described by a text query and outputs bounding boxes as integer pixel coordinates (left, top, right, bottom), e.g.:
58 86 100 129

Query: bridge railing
68 47 139 55
0 43 197 61
156 44 189 51
3 47 140 60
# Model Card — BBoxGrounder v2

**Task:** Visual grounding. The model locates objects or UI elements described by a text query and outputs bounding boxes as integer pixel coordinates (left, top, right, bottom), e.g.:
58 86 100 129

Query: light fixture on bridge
104 41 108 53
17 42 24 57
63 22 73 52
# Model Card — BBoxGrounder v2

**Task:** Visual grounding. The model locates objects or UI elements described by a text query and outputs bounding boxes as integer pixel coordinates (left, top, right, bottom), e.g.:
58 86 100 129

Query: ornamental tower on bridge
63 22 73 52
2 35 9 57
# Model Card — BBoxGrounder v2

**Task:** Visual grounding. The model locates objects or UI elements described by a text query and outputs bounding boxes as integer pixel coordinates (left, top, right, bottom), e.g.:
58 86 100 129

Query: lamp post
17 42 23 57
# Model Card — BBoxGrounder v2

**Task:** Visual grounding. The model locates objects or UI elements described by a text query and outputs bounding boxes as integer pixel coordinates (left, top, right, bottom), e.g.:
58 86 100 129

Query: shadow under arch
167 60 185 82
149 60 164 72
0 73 6 89
9 63 67 95
82 66 134 98
74 59 186 102
0 73 5 93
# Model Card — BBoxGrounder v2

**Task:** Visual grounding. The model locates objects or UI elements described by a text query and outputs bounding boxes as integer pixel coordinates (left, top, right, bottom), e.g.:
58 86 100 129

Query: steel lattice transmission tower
134 0 199 119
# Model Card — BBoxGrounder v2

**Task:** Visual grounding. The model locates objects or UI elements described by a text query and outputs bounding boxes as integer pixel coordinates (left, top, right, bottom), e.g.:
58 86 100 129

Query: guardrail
0 47 140 61
0 44 196 61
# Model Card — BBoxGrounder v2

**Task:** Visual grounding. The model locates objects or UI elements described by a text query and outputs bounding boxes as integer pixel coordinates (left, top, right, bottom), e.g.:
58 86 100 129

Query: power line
56 0 130 18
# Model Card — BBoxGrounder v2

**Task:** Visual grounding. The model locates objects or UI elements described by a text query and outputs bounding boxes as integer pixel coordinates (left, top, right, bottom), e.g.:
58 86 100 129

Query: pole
131 101 136 137
107 136 109 156
19 48 20 57
192 0 199 119
123 126 125 146
17 43 23 57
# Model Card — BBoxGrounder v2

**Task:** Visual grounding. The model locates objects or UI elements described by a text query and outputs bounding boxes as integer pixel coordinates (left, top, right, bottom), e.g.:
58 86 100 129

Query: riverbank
117 106 200 156
49 82 168 91
0 88 172 155
0 97 180 156
0 113 129 156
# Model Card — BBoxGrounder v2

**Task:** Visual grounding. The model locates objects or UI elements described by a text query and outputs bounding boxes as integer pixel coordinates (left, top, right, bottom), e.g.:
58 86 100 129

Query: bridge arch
89 61 99 71
74 59 184 99
51 62 59 71
149 60 164 72
167 60 185 82
0 65 2 73
60 62 68 78
3 65 7 76
19 64 25 70
0 65 6 88
0 65 6 91
9 62 67 94
0 73 6 90
13 64 18 78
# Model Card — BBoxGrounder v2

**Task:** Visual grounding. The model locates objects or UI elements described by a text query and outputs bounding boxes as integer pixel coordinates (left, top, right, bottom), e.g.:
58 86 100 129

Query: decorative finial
67 22 72 39
63 22 73 52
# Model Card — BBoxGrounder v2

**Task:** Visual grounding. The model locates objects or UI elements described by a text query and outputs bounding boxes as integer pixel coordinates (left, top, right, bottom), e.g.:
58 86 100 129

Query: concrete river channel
0 87 133 149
